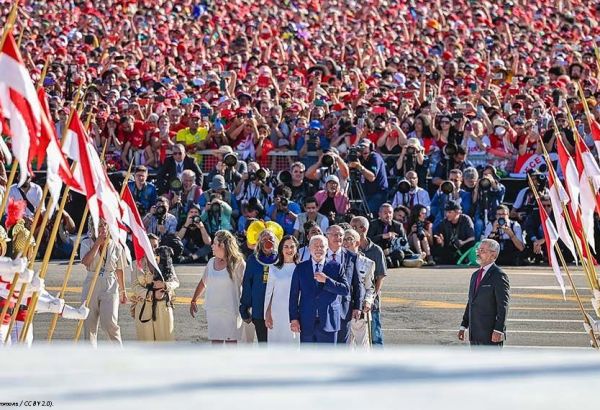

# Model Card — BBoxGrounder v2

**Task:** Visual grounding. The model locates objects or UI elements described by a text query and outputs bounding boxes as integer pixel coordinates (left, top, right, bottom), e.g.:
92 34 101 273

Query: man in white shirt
391 171 430 215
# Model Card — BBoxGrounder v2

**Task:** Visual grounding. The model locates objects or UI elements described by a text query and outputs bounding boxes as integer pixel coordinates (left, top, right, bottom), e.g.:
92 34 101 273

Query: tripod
346 171 372 218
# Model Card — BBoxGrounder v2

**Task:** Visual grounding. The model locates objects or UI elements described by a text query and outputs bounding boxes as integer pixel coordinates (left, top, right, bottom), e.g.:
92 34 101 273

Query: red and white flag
63 111 123 245
37 87 81 212
574 136 598 251
556 134 581 217
121 186 161 275
0 31 42 186
535 194 567 298
547 169 577 262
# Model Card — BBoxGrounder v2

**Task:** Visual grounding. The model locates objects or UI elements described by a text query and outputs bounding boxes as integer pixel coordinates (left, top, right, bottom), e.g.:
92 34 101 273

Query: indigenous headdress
6 199 35 259
247 220 284 266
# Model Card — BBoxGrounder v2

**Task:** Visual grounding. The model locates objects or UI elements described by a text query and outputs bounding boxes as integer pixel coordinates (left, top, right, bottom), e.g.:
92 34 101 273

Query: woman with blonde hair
190 230 246 344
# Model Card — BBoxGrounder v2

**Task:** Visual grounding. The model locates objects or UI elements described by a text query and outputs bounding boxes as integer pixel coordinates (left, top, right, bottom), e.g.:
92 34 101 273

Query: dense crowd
1 0 600 270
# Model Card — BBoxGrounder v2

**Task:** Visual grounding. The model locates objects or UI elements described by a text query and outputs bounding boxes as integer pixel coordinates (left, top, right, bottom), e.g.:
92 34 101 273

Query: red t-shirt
118 120 147 149
256 139 274 168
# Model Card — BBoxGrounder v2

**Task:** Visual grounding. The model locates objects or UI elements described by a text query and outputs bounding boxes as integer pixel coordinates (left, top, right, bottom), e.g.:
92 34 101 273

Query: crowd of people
2 0 600 344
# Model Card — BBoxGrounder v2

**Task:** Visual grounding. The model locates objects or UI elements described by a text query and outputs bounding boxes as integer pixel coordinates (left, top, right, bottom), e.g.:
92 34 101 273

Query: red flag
547 169 577 262
590 119 600 154
556 134 580 216
574 136 598 251
121 187 161 275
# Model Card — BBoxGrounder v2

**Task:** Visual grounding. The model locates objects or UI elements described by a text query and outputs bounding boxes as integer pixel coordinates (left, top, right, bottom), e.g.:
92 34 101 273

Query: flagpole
73 239 109 342
539 128 598 293
46 139 110 341
528 175 599 349
0 2 19 50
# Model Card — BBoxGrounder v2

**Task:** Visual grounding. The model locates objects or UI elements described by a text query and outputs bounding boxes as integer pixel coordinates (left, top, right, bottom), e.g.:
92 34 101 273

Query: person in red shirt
256 123 275 169
119 115 148 166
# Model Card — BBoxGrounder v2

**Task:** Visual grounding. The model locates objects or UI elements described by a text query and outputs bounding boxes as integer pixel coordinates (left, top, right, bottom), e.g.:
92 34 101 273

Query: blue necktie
176 163 183 174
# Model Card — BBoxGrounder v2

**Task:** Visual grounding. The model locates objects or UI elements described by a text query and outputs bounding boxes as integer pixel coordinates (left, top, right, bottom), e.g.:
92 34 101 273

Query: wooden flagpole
527 175 599 349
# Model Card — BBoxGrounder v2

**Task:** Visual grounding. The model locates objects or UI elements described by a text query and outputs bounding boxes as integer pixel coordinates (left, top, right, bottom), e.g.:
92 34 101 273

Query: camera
223 152 238 168
443 143 458 157
478 177 492 190
405 146 416 156
322 153 334 167
441 181 454 195
397 179 411 194
497 217 507 227
155 205 167 218
210 202 221 214
416 221 425 240
191 215 202 224
169 178 183 193
278 170 292 185
279 197 289 208
347 146 360 163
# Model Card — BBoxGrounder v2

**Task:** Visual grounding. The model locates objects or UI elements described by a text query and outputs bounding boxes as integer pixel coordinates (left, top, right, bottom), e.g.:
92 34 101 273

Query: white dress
201 258 245 341
264 263 299 344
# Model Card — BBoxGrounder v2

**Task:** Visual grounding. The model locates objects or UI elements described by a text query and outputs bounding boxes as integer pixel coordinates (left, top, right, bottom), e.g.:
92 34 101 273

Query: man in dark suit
458 239 510 346
289 234 350 343
325 225 363 344
156 144 203 194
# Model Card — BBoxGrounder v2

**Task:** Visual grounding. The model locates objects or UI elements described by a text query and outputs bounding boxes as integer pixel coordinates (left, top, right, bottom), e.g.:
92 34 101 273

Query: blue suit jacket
289 259 349 335
326 250 364 321
239 254 268 320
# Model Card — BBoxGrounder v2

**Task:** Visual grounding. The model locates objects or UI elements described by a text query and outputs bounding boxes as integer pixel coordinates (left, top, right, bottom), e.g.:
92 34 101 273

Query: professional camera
405 146 417 156
223 152 238 168
255 168 268 181
443 143 458 158
210 201 221 214
155 205 167 219
416 221 426 240
169 178 183 193
449 233 460 250
478 177 492 190
497 217 507 227
279 197 289 208
278 170 292 185
322 153 335 167
441 180 454 195
191 215 202 224
397 179 411 194
347 145 360 163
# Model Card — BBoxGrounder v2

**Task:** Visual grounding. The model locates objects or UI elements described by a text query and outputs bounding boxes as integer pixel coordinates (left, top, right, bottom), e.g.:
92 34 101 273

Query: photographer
368 203 420 268
315 175 350 224
348 139 389 214
484 205 525 266
199 175 237 216
433 201 476 265
169 169 203 227
143 197 178 239
285 162 317 210
472 165 506 240
200 191 233 237
127 165 157 216
206 145 245 193
391 171 431 215
131 234 180 341
235 161 273 210
305 148 349 191
395 138 428 185
510 169 548 223
265 185 301 235
176 204 212 263
293 196 329 244
297 120 328 167
408 204 435 266
430 169 472 230
431 144 473 187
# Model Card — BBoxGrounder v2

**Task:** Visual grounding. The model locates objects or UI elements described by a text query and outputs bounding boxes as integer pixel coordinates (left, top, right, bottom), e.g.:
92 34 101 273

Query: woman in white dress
190 230 245 344
264 235 300 344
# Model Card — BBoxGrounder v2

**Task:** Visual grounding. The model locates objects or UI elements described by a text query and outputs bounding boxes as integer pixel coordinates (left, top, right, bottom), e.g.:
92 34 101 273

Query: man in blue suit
325 225 363 344
289 234 350 344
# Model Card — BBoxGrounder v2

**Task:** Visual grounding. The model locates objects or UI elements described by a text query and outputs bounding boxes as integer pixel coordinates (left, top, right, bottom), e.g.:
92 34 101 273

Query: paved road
32 262 593 348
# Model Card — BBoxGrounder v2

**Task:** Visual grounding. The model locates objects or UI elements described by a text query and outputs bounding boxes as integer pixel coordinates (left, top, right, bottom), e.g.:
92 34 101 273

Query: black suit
461 263 510 346
156 156 203 193
367 219 409 267
331 250 364 343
